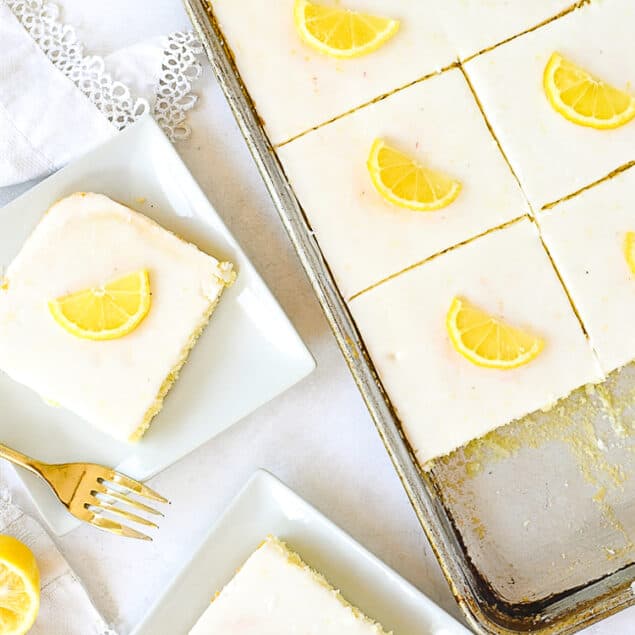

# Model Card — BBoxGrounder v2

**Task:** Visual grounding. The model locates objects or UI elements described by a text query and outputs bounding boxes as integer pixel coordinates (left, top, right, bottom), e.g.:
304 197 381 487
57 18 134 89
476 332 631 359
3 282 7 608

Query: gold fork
0 443 168 540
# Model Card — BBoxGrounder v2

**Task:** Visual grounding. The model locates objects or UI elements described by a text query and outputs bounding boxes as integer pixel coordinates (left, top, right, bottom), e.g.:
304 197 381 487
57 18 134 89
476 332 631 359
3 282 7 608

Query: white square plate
0 116 315 536
132 470 472 635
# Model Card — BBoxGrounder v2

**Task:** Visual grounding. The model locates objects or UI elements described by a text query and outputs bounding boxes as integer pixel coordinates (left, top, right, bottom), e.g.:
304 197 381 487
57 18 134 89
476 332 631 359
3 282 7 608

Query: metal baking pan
183 1 635 632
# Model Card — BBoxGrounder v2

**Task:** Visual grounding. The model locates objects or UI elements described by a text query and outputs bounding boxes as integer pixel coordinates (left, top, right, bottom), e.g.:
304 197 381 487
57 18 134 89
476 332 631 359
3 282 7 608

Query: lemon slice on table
446 296 544 370
0 535 40 635
367 139 461 211
294 0 399 59
49 270 151 341
543 52 635 130
624 232 635 274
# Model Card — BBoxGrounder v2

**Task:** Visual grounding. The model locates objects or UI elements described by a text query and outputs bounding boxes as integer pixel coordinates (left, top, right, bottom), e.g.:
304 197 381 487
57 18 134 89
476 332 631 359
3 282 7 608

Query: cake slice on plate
0 192 235 442
189 535 391 634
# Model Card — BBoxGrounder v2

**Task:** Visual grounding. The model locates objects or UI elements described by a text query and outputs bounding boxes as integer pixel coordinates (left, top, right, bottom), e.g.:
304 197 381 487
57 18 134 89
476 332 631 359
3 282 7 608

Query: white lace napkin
0 490 116 635
0 0 202 188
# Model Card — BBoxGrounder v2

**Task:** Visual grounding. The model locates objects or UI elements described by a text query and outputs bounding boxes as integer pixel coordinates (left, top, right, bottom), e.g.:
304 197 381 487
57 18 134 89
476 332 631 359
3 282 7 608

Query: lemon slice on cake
49 270 151 341
0 535 40 635
367 139 461 211
446 296 544 369
624 232 635 274
294 0 399 59
543 52 635 130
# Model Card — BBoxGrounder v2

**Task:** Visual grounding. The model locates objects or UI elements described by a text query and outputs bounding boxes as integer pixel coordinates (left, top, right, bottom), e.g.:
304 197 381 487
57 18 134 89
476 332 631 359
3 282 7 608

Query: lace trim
7 0 149 130
153 32 203 141
6 0 202 141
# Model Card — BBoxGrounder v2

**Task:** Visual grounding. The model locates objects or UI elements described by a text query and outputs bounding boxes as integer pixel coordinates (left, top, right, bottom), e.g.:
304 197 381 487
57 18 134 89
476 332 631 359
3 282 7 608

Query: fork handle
0 443 44 477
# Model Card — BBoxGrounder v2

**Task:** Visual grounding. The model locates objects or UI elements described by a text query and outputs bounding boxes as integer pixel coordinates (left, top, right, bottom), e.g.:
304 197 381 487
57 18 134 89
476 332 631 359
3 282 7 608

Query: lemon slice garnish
624 232 635 274
294 0 399 59
49 270 151 341
367 139 461 211
446 296 544 370
543 52 635 130
0 535 40 635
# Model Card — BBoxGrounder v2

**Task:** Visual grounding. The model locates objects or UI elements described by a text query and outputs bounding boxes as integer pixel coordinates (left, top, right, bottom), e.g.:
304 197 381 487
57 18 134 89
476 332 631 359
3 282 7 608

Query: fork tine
96 489 163 516
89 515 153 541
104 472 169 504
90 503 159 528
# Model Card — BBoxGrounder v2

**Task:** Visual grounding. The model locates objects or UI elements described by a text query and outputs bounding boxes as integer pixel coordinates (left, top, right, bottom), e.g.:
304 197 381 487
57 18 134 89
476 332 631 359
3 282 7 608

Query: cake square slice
463 0 635 211
189 535 391 634
0 193 235 442
278 68 528 299
436 0 576 60
540 166 635 375
348 218 602 464
210 0 455 145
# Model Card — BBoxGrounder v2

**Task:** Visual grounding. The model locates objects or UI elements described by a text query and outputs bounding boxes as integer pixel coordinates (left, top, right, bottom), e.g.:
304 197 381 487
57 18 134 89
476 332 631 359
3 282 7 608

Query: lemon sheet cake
463 0 635 211
208 1 634 462
0 193 234 443
210 0 454 144
435 0 576 61
540 166 635 376
349 218 602 464
278 68 528 299
189 535 391 635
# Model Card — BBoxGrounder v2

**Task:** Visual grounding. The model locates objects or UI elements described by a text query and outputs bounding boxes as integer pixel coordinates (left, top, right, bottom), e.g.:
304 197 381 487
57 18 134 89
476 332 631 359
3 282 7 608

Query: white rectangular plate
0 116 315 536
132 469 471 635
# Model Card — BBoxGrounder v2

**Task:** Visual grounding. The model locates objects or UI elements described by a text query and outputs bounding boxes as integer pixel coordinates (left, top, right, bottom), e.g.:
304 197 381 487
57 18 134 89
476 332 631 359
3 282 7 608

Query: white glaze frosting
436 0 575 60
278 68 528 299
349 218 603 464
0 193 233 442
464 0 635 210
189 536 390 635
210 0 454 144
540 166 635 375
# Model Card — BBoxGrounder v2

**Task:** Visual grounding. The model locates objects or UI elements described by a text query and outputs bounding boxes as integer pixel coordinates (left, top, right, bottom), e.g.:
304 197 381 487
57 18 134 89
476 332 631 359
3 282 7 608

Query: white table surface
1 2 634 633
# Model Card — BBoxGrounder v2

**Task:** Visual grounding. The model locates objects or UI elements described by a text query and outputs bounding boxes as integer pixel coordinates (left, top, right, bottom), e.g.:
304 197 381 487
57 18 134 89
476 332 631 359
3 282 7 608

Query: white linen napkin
0 489 116 635
0 0 202 188
0 2 115 187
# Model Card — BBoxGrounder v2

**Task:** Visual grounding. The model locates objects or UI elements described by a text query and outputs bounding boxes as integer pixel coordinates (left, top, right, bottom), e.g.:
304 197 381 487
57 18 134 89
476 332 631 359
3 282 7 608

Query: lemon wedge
0 535 40 635
367 139 461 211
49 270 151 341
624 232 635 274
446 296 544 369
543 52 635 130
294 0 399 59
